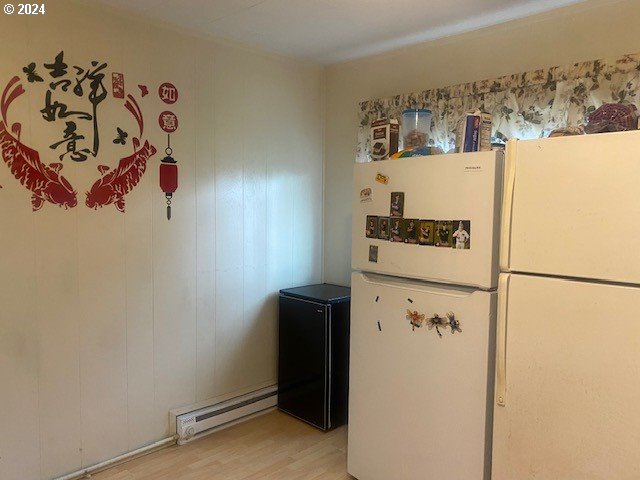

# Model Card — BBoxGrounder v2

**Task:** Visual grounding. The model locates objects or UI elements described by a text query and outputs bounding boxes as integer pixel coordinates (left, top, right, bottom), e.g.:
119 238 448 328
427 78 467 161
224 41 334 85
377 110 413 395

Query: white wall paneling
0 2 323 478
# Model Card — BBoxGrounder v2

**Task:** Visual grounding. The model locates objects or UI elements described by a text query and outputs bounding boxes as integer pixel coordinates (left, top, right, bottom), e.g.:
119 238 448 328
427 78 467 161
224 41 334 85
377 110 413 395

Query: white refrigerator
493 131 640 479
348 152 503 480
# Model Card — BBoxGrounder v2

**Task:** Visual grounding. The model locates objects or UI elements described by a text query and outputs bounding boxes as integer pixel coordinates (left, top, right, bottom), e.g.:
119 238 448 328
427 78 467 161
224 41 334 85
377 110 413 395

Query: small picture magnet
369 245 379 263
360 187 372 203
378 217 390 240
435 221 453 247
452 220 471 249
365 216 379 238
389 217 403 242
390 192 404 218
376 172 389 185
403 218 419 244
418 220 435 245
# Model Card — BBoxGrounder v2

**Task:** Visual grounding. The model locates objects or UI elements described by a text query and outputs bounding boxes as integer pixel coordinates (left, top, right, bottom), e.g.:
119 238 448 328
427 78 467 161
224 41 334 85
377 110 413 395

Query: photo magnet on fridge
369 245 379 263
418 220 435 245
403 218 419 244
389 217 403 242
378 217 390 240
366 216 379 238
390 192 404 218
452 220 471 249
435 221 453 247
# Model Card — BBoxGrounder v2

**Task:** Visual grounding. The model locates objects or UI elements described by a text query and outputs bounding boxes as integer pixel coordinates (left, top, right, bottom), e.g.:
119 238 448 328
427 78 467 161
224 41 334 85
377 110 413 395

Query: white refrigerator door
493 273 640 480
352 152 503 290
501 131 640 284
348 272 496 480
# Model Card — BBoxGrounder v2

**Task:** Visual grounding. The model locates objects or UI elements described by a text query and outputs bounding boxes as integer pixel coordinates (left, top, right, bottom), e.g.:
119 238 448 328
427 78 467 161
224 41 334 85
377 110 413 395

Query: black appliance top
280 283 351 304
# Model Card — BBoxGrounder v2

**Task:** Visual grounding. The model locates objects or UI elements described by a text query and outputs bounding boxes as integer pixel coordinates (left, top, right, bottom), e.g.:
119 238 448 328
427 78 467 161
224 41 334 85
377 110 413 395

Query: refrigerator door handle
499 140 518 271
359 272 475 299
496 274 510 406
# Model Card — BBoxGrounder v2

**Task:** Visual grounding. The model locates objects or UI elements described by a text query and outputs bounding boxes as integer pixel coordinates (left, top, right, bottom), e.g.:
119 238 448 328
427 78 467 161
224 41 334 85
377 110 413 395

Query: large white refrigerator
348 151 503 480
493 131 640 479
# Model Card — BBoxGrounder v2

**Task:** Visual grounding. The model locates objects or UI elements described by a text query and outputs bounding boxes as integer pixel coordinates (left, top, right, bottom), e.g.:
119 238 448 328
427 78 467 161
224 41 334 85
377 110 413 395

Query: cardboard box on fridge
456 110 492 153
370 119 399 160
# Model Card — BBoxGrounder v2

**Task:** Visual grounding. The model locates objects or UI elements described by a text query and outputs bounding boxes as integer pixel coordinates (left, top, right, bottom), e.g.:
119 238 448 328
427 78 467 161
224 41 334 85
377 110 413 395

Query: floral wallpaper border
357 53 640 161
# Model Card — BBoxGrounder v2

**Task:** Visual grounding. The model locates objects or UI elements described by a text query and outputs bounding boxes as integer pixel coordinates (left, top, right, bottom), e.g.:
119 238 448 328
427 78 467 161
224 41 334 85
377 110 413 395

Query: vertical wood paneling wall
0 3 324 479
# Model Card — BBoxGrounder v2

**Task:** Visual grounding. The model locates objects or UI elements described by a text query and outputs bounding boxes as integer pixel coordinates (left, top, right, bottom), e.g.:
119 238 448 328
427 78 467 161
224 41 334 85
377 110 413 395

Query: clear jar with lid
401 109 432 149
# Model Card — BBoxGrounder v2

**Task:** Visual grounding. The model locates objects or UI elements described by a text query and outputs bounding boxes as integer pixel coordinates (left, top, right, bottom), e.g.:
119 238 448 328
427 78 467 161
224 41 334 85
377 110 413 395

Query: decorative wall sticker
85 95 157 212
159 134 178 220
158 82 178 104
138 85 149 97
112 127 128 145
38 52 109 162
446 312 462 334
158 110 178 133
22 62 43 83
112 72 125 99
0 76 77 210
1 51 156 213
406 310 425 331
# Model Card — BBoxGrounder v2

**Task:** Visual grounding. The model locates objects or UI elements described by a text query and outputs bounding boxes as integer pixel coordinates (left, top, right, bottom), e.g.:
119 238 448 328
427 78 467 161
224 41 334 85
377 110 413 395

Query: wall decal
158 82 178 104
0 76 77 210
38 51 108 162
138 85 149 97
1 51 157 213
86 95 157 212
112 72 125 99
158 110 178 133
159 134 178 220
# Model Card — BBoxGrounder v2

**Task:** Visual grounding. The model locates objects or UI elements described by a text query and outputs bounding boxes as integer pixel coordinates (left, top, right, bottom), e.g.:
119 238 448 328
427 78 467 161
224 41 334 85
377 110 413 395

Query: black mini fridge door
277 296 328 429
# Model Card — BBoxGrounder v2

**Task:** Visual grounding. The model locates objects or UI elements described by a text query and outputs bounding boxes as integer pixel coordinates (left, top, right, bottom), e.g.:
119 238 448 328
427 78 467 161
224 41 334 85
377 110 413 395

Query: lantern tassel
166 192 172 221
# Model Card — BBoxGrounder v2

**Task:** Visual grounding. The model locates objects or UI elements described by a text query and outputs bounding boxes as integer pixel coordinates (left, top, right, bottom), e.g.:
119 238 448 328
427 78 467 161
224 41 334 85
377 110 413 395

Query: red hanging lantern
160 134 178 220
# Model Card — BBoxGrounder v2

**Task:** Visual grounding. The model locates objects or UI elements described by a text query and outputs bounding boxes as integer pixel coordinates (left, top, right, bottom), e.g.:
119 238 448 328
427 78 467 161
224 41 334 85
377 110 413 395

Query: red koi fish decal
0 76 77 210
85 95 156 212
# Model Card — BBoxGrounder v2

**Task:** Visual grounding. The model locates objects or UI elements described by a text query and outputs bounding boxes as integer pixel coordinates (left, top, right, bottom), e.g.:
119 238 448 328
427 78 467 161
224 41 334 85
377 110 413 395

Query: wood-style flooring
93 411 351 480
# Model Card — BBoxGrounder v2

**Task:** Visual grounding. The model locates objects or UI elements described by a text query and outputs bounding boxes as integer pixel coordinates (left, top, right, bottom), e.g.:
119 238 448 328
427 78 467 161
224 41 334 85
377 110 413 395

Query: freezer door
501 131 640 284
352 151 503 290
348 272 496 480
493 273 640 480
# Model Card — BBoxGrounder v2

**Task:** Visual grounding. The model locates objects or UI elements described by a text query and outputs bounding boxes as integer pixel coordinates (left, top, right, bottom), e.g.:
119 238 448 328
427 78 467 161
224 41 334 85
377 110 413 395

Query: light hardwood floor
93 411 351 480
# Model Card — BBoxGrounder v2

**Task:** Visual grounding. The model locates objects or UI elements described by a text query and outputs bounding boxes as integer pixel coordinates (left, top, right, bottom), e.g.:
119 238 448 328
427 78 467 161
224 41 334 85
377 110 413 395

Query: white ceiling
92 0 587 64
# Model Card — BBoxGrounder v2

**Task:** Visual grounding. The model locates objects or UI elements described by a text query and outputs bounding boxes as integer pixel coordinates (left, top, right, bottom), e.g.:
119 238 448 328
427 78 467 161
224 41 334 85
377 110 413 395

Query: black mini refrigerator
278 283 351 431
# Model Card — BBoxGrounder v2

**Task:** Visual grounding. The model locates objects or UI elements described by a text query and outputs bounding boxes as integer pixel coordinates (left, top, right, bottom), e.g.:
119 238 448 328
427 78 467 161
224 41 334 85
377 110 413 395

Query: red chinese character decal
112 72 125 99
158 111 178 133
158 82 178 104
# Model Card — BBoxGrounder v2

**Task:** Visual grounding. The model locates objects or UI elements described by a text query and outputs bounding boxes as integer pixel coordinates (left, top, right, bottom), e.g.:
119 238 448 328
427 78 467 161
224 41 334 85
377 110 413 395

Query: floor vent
176 385 277 444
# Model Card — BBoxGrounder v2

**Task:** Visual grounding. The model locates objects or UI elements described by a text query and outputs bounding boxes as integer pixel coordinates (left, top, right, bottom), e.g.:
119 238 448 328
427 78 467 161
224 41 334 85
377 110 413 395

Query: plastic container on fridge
401 109 432 149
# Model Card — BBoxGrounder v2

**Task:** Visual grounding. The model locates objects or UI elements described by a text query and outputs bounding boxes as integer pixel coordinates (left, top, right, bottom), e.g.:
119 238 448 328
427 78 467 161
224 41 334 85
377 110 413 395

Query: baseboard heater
176 385 277 444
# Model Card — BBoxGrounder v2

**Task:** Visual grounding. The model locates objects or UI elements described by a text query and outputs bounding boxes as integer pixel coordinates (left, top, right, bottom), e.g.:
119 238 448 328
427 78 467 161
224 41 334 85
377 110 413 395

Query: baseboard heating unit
176 385 277 444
